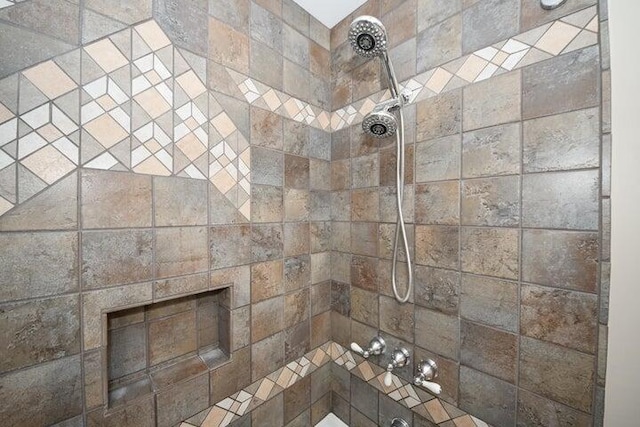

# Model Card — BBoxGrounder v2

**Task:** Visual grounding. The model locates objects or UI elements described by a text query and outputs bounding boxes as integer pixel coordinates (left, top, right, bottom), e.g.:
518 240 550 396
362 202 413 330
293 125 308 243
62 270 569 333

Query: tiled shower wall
0 0 336 426
328 0 610 426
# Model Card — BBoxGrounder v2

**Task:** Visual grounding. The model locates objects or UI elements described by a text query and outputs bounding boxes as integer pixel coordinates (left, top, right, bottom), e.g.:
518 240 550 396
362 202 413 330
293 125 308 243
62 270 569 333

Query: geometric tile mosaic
187 341 492 427
0 0 15 10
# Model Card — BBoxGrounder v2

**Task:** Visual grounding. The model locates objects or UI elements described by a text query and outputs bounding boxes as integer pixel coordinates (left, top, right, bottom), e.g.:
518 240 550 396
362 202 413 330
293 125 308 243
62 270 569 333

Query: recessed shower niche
106 288 230 409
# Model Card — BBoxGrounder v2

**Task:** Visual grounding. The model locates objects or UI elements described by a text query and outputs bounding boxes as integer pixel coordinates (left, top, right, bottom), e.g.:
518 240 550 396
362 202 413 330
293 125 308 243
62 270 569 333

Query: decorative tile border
181 341 491 427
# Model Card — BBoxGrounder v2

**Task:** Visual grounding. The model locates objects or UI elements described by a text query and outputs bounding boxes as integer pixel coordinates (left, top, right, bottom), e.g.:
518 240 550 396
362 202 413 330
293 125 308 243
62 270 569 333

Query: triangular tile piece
0 74 19 113
17 163 46 202
0 163 16 202
132 28 152 60
177 47 207 83
81 51 105 84
561 5 597 28
82 9 128 45
109 27 132 60
18 75 47 114
54 49 82 85
564 29 598 54
110 137 131 169
54 89 80 124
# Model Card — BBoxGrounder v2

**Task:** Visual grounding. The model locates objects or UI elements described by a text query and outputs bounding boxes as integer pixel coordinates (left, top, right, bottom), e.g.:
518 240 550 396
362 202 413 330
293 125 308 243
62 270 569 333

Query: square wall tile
154 176 208 226
461 227 519 279
156 227 208 278
463 70 521 131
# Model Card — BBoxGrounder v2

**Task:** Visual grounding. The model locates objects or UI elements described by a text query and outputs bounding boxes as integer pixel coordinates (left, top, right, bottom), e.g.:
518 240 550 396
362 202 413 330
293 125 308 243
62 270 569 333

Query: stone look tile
252 184 283 222
252 332 284 380
520 0 596 31
108 323 146 380
460 274 518 332
284 222 309 256
418 0 462 32
156 373 209 427
209 0 250 32
209 346 251 403
252 146 283 187
517 388 593 427
155 0 208 55
462 0 520 53
416 90 461 142
210 225 251 269
350 286 379 328
460 320 517 383
251 106 283 150
209 17 249 73
415 181 459 225
415 225 459 269
523 108 600 172
380 295 415 342
521 284 598 354
415 306 459 359
251 296 284 342
459 366 516 426
156 227 209 278
523 46 599 119
522 169 599 230
252 393 284 427
154 177 207 226
148 310 197 365
251 260 284 302
461 176 520 227
0 295 80 373
463 70 521 131
461 227 519 279
285 154 309 189
414 265 460 315
462 123 521 178
0 231 78 302
520 336 595 412
415 134 460 182
252 223 284 262
82 230 153 289
417 14 462 72
284 374 311 423
250 39 283 90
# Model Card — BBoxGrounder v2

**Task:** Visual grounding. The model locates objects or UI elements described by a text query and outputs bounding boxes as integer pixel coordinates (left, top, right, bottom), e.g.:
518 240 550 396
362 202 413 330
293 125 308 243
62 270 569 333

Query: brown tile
154 176 207 226
415 306 459 359
310 221 331 253
284 288 310 328
379 392 414 426
0 231 78 302
461 227 519 279
351 286 379 329
284 188 310 221
379 295 415 342
523 46 599 120
380 144 414 187
522 229 598 293
311 281 331 316
252 393 284 427
285 320 310 361
416 89 461 142
310 159 331 191
252 184 284 223
332 251 351 285
231 305 250 351
284 154 310 189
331 311 351 348
461 176 520 227
351 222 378 256
522 170 599 230
284 375 311 423
521 284 598 354
311 311 331 348
417 14 461 72
311 252 331 284
519 336 595 412
415 181 459 225
82 230 153 289
462 123 521 178
379 186 414 224
251 106 283 150
517 388 593 427
251 332 284 380
284 222 310 257
156 373 209 427
81 170 152 228
350 255 378 292
463 70 521 131
0 294 80 373
459 366 516 426
331 159 350 191
148 311 198 365
156 227 208 278
310 41 330 79
209 225 251 269
251 260 284 302
87 395 154 427
460 274 518 332
414 346 460 404
83 350 103 409
331 281 350 316
284 255 311 292
415 266 460 315
415 134 461 182
384 0 417 47
0 355 82 426
461 320 517 383
252 296 284 342
351 188 379 222
154 273 209 301
208 17 249 73
108 323 146 380
351 60 382 101
415 225 459 269
210 346 251 402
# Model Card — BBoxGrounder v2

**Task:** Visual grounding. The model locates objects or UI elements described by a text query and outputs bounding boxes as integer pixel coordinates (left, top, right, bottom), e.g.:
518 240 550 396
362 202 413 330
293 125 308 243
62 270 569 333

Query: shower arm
381 51 409 106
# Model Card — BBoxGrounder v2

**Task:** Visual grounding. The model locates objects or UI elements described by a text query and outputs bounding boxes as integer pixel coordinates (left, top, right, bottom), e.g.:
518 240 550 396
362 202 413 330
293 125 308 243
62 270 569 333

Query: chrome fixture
540 0 567 10
390 418 410 427
414 359 442 395
350 336 386 359
349 16 414 304
384 347 410 387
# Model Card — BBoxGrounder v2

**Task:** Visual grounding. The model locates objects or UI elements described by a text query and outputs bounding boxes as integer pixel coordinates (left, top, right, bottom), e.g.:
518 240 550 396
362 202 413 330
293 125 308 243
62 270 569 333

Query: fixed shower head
362 110 398 138
349 16 388 58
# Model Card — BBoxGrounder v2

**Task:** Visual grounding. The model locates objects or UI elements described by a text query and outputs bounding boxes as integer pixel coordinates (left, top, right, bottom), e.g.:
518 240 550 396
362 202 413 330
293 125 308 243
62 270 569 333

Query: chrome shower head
362 110 398 138
349 16 388 58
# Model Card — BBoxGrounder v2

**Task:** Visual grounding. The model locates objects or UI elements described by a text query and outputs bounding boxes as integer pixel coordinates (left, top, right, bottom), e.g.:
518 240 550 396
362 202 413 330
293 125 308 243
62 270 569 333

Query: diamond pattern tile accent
22 61 77 100
0 1 16 11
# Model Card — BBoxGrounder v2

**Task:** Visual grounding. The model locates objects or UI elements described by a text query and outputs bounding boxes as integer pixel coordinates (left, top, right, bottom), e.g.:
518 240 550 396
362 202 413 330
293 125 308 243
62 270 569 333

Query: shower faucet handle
414 359 442 395
350 336 386 359
384 347 410 387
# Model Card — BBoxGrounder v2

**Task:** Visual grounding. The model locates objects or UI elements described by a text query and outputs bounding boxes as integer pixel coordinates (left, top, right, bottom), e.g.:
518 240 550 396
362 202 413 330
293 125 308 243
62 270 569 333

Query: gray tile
415 225 459 269
154 176 208 226
380 295 415 342
415 306 459 359
0 0 79 45
108 323 146 380
209 346 251 402
416 90 461 142
148 310 198 365
463 70 521 131
283 0 309 35
379 393 415 427
417 0 462 32
417 14 462 72
0 231 78 302
523 46 599 120
209 225 251 268
520 336 595 412
0 355 82 426
251 2 283 52
461 176 520 227
251 146 283 186
208 0 250 32
283 23 309 67
251 332 284 380
461 320 517 383
415 135 461 182
0 295 80 372
284 59 310 101
415 265 460 315
517 389 593 427
459 366 516 426
520 0 596 31
208 16 249 73
251 106 283 149
382 0 416 48
309 16 329 50
155 0 208 56
250 39 283 90
285 119 311 157
252 296 284 342
460 274 518 332
415 181 460 225
522 170 599 230
156 227 209 278
521 283 598 354
351 154 379 188
82 230 153 289
351 375 379 421
284 374 311 423
462 123 521 178
87 395 154 427
85 0 151 25
461 227 519 279
156 373 209 427
251 184 283 223
284 188 309 221
251 223 284 262
462 0 520 53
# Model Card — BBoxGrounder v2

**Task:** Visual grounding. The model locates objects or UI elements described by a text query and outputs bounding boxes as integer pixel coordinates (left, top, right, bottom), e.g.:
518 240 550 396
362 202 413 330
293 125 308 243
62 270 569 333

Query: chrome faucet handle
384 347 410 386
350 336 386 359
414 359 442 395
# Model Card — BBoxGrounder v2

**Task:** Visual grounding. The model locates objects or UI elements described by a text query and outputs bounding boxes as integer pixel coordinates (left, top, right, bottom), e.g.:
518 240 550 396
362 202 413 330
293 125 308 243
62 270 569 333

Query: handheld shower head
349 16 388 58
362 109 398 138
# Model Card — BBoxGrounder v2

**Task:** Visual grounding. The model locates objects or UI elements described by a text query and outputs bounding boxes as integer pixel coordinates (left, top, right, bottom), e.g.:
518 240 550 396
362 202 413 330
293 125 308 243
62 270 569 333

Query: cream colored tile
456 55 488 82
0 196 13 216
84 39 129 73
38 124 63 142
176 70 206 99
491 50 509 65
211 113 236 138
176 133 207 161
211 169 236 194
23 61 77 100
586 17 598 33
0 102 13 124
425 399 450 424
425 68 453 93
84 114 128 148
262 89 282 111
254 378 274 401
535 21 581 55
133 155 171 176
21 145 75 184
134 87 171 118
135 20 171 51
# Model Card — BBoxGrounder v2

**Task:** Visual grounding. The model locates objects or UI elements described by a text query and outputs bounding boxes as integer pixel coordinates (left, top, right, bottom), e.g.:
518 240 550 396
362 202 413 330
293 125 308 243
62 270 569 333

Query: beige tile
176 70 206 99
23 60 77 99
84 113 128 148
426 68 453 94
456 55 488 82
21 145 75 184
135 20 171 51
535 21 581 55
84 39 128 73
134 87 171 118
